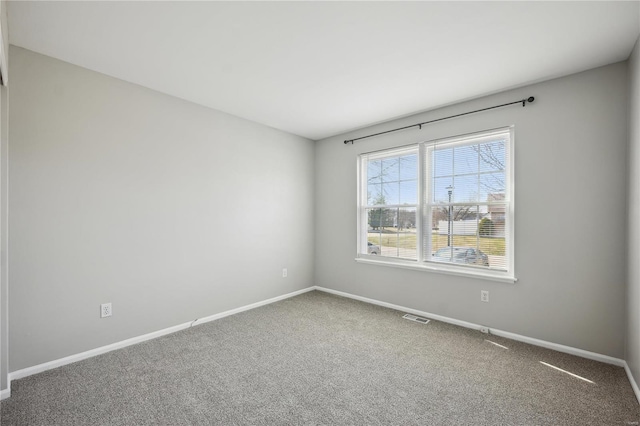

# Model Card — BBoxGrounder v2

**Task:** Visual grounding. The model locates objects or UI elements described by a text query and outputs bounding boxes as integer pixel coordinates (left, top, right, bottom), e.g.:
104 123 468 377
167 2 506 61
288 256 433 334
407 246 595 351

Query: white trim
313 286 624 367
9 322 192 381
423 127 515 149
356 155 364 256
190 287 315 327
507 125 515 276
0 9 6 86
360 145 418 161
314 286 484 331
417 143 425 261
354 257 517 283
624 362 640 404
3 285 637 405
8 287 315 385
489 328 624 367
0 36 6 86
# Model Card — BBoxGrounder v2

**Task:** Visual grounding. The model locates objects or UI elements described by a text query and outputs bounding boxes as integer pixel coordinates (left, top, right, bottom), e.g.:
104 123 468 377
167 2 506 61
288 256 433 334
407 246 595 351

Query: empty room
0 1 640 424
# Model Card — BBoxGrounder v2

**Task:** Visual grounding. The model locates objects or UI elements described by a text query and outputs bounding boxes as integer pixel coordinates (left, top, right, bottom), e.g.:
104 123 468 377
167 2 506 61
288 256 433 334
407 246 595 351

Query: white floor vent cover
403 313 430 324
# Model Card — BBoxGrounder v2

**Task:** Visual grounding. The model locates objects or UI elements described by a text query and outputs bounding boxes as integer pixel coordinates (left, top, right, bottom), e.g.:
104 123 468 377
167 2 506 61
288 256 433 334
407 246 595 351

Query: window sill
354 256 517 283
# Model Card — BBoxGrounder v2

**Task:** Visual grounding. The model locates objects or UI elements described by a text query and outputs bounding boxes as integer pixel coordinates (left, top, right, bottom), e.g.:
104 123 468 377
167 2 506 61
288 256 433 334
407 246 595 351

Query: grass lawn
367 229 505 256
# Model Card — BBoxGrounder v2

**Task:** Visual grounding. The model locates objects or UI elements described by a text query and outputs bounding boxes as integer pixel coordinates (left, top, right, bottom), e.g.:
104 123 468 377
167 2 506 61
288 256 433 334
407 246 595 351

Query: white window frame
356 127 516 283
357 145 420 260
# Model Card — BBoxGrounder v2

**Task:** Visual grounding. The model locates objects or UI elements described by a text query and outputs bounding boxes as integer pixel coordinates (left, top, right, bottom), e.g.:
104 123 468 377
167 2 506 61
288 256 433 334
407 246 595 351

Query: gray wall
8 46 315 372
315 62 629 358
627 37 640 387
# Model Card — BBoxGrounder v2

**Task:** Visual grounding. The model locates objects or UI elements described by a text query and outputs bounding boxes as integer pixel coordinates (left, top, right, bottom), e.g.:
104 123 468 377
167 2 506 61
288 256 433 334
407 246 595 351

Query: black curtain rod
343 96 535 145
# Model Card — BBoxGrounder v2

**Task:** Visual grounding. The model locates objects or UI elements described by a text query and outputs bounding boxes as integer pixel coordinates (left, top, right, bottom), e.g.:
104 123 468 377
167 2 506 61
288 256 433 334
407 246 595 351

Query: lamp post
446 185 454 248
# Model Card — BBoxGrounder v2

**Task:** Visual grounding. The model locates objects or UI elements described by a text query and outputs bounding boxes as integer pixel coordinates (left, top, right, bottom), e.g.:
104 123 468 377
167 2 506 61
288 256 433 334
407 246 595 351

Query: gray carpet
1 290 638 425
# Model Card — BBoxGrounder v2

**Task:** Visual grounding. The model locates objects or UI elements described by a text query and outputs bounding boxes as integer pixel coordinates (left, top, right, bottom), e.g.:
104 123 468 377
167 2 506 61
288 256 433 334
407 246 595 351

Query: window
357 127 514 282
363 146 419 260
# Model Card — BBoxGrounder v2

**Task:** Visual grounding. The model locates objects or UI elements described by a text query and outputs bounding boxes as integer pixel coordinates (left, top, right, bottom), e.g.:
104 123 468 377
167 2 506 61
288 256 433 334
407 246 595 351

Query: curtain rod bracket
523 96 535 107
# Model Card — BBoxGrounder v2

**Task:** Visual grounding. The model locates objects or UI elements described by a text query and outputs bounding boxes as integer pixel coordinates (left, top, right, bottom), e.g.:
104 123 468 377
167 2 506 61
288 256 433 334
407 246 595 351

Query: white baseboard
314 286 484 332
191 286 315 327
9 321 193 382
624 362 640 404
313 286 626 367
4 285 637 405
8 286 316 385
489 328 625 367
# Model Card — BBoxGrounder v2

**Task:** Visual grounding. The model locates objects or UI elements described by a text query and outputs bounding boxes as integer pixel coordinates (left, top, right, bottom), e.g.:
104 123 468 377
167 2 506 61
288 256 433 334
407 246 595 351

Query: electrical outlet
481 290 489 303
480 326 489 334
282 268 288 278
100 303 112 318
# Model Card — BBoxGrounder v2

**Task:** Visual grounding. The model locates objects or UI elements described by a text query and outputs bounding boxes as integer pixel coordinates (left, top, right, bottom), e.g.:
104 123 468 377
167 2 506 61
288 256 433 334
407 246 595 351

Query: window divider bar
365 204 419 209
417 143 425 261
427 202 508 208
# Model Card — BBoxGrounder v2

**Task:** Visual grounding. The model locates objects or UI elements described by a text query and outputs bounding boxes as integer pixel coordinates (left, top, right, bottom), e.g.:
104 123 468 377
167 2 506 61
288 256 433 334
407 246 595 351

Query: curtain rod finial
528 96 535 103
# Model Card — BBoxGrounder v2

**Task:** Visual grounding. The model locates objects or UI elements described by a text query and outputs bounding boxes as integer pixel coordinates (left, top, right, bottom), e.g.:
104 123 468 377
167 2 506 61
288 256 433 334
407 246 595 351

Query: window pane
399 180 417 205
454 144 479 175
366 152 417 206
428 204 505 270
479 171 506 197
452 175 478 203
381 182 399 205
397 208 417 260
397 207 416 230
485 203 506 237
367 208 417 260
399 154 418 180
367 207 394 230
479 141 506 173
479 237 506 270
367 160 383 184
367 183 383 206
368 207 380 230
381 157 400 182
433 177 454 203
433 148 453 177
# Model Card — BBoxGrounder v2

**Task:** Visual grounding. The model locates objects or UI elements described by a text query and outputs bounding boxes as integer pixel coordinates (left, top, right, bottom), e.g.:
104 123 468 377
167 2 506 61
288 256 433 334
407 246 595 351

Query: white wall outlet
480 326 489 334
282 268 288 278
481 290 489 303
100 303 112 318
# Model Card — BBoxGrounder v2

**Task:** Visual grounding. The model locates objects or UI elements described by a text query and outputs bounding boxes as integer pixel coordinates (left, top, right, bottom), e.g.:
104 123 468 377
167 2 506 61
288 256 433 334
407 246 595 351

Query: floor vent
403 313 430 324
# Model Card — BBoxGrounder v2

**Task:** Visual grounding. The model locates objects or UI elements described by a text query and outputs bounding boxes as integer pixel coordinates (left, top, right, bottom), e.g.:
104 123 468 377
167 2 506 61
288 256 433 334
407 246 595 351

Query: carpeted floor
1 290 639 425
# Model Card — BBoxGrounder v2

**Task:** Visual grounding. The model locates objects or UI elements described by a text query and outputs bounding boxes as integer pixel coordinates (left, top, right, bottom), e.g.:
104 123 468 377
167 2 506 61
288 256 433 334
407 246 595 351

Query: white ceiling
7 1 640 141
